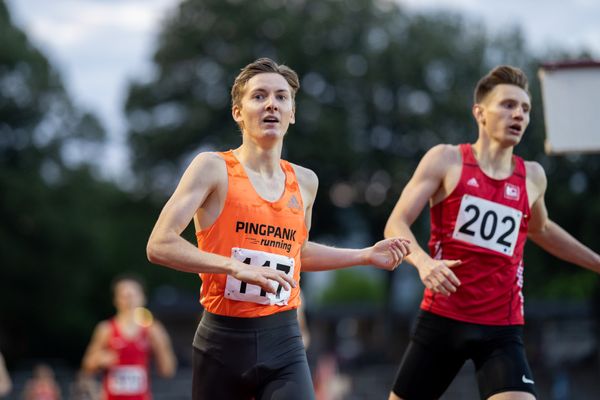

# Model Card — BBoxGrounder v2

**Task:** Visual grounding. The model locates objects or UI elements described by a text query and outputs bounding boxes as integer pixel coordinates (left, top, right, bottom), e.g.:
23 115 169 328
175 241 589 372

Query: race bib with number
225 247 295 305
452 195 523 256
107 365 147 395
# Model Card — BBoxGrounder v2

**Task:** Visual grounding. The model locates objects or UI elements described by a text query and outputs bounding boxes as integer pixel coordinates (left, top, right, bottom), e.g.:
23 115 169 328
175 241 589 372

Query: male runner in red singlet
146 58 411 400
82 275 176 400
385 65 600 400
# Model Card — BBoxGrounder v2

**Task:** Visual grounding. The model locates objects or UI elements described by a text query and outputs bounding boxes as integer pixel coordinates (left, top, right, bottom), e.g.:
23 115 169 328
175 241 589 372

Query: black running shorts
391 310 537 400
192 309 314 400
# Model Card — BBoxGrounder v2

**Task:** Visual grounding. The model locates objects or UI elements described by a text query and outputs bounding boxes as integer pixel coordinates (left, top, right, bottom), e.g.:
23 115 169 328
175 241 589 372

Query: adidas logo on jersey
467 177 479 188
287 195 301 210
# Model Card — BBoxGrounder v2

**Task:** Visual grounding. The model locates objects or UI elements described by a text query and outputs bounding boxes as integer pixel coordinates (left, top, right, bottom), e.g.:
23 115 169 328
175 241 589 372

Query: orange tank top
195 150 307 317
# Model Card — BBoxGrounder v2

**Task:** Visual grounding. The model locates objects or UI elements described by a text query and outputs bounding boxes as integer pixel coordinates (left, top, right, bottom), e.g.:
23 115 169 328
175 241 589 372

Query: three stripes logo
467 177 480 188
287 195 301 210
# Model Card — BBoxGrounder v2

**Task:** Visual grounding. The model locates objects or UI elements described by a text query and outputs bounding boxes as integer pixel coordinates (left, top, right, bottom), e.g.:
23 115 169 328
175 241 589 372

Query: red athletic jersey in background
103 319 151 400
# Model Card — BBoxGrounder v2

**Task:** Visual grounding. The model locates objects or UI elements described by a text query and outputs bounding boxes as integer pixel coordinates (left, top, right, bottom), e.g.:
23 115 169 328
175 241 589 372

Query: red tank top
421 144 530 325
104 319 151 400
195 150 308 317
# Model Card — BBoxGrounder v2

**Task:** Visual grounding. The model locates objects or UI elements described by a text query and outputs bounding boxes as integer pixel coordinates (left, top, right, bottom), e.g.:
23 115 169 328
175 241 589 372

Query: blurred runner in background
81 274 176 400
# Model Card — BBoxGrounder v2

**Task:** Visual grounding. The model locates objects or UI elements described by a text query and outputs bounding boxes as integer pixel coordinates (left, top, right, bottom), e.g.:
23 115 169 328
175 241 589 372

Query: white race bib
225 247 294 305
107 365 147 395
452 195 523 256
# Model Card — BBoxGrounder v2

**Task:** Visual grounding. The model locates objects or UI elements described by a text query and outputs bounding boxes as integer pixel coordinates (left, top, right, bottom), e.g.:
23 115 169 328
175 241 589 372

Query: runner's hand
97 350 118 368
230 261 296 294
367 238 411 271
417 259 461 296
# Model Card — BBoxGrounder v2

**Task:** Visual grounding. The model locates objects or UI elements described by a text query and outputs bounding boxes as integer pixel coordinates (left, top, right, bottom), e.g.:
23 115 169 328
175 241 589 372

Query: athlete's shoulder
92 320 113 339
524 160 547 188
422 143 460 161
148 319 169 339
524 159 545 176
186 151 227 181
97 319 112 329
419 143 461 171
289 162 318 193
190 151 226 170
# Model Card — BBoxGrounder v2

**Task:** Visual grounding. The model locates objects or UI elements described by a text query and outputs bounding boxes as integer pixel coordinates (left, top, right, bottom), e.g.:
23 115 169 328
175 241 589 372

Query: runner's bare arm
293 163 319 236
384 145 461 295
81 322 117 373
291 164 410 271
149 321 177 378
0 352 12 397
147 153 295 293
301 239 410 271
527 162 600 272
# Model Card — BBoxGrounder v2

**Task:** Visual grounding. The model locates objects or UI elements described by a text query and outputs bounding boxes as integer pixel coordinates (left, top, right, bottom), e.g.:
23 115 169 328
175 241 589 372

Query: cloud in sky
400 0 600 55
6 0 180 180
8 0 178 133
27 3 158 46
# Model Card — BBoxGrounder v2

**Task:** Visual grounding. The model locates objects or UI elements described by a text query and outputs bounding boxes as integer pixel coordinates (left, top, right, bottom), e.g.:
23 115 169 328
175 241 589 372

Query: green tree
0 0 193 365
0 0 102 362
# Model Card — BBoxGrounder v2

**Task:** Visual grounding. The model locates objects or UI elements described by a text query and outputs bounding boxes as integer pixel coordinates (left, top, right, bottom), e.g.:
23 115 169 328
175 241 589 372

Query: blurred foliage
0 0 194 366
2 0 600 366
318 269 385 305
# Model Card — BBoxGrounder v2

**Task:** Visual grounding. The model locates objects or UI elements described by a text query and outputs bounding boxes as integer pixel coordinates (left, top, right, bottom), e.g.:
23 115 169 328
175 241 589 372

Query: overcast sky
5 0 600 177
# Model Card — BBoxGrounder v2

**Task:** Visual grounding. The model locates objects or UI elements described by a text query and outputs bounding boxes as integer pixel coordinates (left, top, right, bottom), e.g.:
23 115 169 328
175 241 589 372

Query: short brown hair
230 58 300 109
474 65 530 103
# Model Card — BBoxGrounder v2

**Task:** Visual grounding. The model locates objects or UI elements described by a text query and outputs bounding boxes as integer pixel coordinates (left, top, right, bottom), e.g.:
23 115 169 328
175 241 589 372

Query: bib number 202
453 195 523 256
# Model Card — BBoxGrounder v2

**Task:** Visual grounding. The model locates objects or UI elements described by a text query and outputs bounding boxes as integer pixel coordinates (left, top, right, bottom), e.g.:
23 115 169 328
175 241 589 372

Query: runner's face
232 72 295 143
476 84 531 147
114 280 145 311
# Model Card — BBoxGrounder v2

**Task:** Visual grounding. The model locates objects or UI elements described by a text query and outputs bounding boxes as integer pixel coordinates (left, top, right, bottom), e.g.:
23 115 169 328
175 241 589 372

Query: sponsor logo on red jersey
504 183 520 200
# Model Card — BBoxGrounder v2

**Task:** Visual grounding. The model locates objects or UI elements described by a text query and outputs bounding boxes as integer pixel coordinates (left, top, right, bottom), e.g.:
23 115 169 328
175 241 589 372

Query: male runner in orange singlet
385 65 600 400
146 58 411 400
